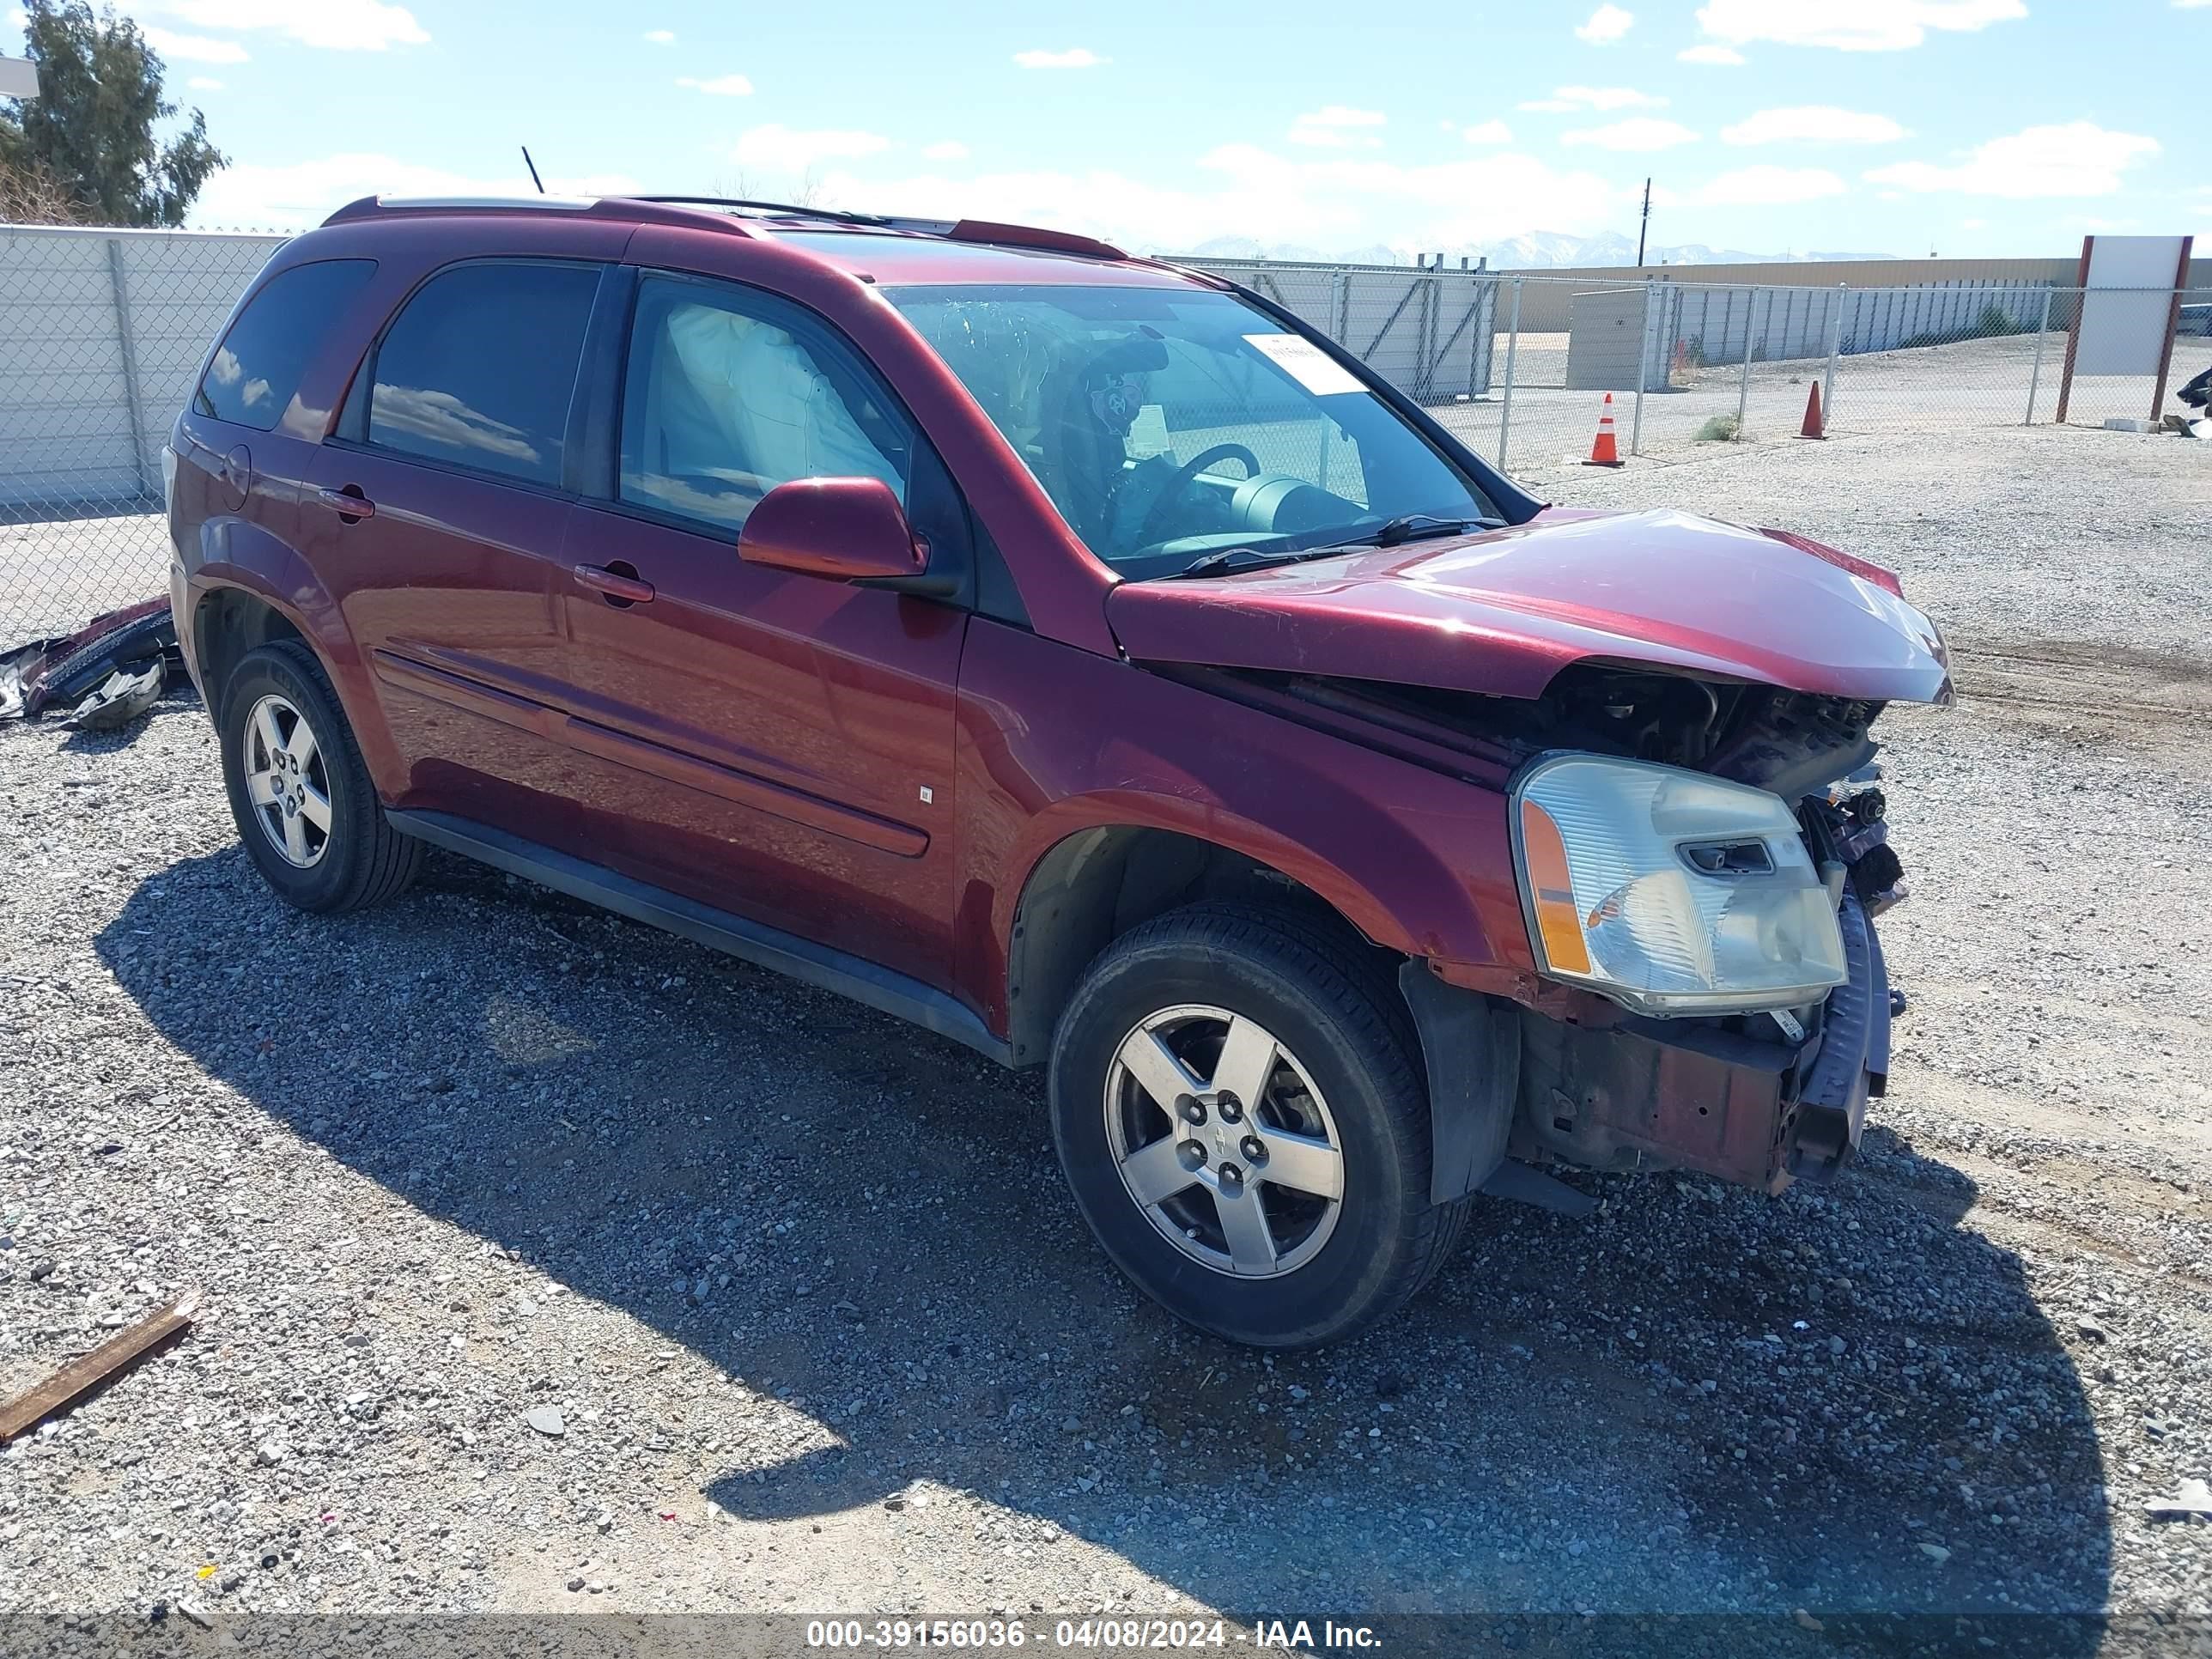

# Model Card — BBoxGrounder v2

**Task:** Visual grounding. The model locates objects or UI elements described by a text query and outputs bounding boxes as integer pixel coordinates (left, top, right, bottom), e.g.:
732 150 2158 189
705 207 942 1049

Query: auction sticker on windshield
1243 332 1366 395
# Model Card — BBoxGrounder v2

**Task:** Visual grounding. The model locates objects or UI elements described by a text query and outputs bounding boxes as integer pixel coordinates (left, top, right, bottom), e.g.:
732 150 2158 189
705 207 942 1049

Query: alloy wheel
241 692 332 868
1103 1003 1346 1277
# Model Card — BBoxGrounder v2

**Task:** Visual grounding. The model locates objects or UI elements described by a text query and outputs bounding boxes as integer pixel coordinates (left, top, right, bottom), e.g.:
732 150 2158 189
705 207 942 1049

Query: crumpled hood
1104 507 1952 705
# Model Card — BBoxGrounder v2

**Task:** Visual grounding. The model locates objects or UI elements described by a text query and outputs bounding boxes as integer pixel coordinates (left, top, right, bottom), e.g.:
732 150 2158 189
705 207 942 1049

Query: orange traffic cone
1799 381 1826 439
1583 392 1623 467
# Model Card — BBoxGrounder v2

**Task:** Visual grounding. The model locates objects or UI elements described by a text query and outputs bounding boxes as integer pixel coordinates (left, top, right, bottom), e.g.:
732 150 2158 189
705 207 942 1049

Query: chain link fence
3 225 283 643
4 223 2209 647
1428 273 2212 480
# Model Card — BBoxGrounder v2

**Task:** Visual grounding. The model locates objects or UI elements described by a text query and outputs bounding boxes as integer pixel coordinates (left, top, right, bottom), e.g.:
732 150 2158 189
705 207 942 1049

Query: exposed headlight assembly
1511 753 1847 1017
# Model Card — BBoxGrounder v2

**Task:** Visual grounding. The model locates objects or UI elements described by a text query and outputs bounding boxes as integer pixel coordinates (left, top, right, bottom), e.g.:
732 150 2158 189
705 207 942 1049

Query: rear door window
195 258 376 430
365 261 602 489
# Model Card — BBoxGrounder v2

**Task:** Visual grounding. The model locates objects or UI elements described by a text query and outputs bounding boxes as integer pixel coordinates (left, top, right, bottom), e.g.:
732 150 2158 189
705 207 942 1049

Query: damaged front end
1486 662 1913 1191
1504 667 1914 1192
1511 882 1891 1194
1267 659 1925 1199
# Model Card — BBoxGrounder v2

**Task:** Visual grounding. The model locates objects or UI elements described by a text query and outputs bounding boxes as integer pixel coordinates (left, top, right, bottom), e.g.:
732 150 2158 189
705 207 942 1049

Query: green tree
0 0 226 226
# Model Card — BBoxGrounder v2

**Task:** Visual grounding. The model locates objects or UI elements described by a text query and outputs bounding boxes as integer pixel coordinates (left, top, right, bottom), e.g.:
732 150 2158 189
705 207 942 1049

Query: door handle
574 562 655 605
316 485 375 520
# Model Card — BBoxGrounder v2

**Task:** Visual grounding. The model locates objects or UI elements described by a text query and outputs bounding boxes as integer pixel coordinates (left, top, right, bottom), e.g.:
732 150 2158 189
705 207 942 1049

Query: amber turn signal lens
1518 797 1593 976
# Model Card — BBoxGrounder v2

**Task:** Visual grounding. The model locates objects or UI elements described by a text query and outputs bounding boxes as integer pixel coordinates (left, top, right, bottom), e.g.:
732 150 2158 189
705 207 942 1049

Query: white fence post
106 237 154 500
1631 279 1654 457
1820 283 1844 433
1734 289 1752 438
1497 277 1522 472
2024 286 2056 425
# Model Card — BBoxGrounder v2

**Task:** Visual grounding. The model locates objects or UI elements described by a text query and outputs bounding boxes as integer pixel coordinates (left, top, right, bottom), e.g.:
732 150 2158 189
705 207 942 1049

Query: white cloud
1519 85 1665 112
1676 43 1745 64
1692 165 1848 204
675 73 753 95
148 1 427 51
1721 106 1908 145
186 75 224 88
921 140 969 161
643 28 674 43
1694 0 2025 52
189 154 642 229
732 125 892 173
2172 0 2209 8
1462 120 1514 144
1289 106 1387 149
1012 47 1106 69
1864 121 2160 198
1576 3 1634 42
815 143 1625 257
145 27 249 63
1561 118 1699 151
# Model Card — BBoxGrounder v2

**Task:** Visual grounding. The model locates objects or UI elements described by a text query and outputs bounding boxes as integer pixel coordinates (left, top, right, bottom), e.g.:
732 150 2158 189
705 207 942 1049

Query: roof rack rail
324 193 598 224
946 219 1127 260
318 192 1133 262
630 197 1127 258
625 194 890 226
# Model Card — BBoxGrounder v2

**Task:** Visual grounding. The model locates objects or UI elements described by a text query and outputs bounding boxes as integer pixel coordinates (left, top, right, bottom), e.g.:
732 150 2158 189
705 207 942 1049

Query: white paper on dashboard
1243 333 1366 396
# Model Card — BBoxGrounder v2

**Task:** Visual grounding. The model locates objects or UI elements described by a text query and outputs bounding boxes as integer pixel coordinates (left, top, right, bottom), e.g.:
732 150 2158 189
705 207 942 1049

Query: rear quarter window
364 261 602 489
195 258 377 431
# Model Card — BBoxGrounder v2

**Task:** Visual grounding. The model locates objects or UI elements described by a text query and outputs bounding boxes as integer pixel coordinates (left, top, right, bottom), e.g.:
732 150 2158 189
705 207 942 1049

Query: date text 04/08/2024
803 1617 1382 1650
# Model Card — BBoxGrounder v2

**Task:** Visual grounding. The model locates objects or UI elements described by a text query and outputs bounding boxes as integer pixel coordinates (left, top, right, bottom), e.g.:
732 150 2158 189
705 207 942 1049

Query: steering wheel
1135 442 1264 549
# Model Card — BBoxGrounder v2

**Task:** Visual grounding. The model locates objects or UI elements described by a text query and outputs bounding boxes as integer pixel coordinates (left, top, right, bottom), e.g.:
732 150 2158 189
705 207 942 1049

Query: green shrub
1695 414 1741 442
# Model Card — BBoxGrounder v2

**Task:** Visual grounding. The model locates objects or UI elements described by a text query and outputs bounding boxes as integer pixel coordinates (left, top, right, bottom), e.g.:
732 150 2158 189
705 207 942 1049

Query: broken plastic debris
63 659 167 730
2146 1478 2212 1519
1 597 179 724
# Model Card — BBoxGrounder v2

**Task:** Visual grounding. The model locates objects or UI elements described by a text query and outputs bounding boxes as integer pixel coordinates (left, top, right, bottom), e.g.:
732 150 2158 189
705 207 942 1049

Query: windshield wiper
1162 514 1504 580
1365 513 1505 547
1161 546 1308 580
1272 514 1504 562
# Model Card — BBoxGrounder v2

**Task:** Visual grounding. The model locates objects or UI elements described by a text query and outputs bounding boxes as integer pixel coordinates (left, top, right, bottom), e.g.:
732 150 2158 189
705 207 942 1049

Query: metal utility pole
1635 177 1651 267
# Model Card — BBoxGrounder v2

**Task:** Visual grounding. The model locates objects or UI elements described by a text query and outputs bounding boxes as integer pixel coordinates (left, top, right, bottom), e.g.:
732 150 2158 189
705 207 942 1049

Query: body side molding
386 810 1007 1064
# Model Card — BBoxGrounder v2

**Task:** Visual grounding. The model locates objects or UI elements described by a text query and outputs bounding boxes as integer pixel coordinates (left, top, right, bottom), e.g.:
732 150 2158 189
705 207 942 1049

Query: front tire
218 640 420 914
1048 904 1459 1347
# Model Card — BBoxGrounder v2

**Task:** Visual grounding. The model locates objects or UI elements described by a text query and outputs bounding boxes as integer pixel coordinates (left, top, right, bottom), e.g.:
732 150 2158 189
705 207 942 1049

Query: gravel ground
3 424 2210 1652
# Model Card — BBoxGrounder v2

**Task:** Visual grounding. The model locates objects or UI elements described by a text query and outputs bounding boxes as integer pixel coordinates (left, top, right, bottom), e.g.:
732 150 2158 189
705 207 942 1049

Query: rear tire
218 640 420 914
1049 903 1461 1348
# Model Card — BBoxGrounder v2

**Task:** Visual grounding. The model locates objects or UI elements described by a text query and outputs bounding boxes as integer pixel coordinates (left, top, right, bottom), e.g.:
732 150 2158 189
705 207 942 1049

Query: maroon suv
167 195 1948 1346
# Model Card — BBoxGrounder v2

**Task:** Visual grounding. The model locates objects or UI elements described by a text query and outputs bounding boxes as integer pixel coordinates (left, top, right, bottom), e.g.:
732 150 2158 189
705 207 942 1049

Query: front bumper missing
1508 891 1891 1194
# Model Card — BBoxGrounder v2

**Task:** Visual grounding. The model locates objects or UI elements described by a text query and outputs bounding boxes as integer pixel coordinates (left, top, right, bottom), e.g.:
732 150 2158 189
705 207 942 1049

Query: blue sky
9 0 2209 258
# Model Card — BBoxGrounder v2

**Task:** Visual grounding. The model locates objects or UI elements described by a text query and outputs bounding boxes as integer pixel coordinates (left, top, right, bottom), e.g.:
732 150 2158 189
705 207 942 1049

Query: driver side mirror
738 476 931 586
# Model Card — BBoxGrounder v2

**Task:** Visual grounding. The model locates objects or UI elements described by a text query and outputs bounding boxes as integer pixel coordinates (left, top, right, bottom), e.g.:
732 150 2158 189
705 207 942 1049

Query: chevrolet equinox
167 195 1948 1347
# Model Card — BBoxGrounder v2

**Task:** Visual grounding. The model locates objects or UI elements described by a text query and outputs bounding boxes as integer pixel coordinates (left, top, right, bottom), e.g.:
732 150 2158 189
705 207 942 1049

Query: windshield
886 284 1498 576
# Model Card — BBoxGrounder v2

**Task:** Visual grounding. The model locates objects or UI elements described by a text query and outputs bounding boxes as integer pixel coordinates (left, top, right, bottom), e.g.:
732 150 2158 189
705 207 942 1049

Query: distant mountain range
1173 231 1895 269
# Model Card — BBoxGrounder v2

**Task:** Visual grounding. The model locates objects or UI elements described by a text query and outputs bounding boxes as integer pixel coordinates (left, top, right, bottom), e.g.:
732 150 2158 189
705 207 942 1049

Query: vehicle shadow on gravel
96 847 2112 1640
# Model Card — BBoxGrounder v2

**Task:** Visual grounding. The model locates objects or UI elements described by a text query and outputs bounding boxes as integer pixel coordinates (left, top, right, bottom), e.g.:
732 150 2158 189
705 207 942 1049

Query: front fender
951 621 1534 1042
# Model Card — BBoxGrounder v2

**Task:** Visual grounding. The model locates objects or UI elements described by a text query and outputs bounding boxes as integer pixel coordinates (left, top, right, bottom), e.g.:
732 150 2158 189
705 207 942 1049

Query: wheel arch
185 554 404 799
1003 815 1526 1207
191 583 310 714
1002 820 1405 1070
